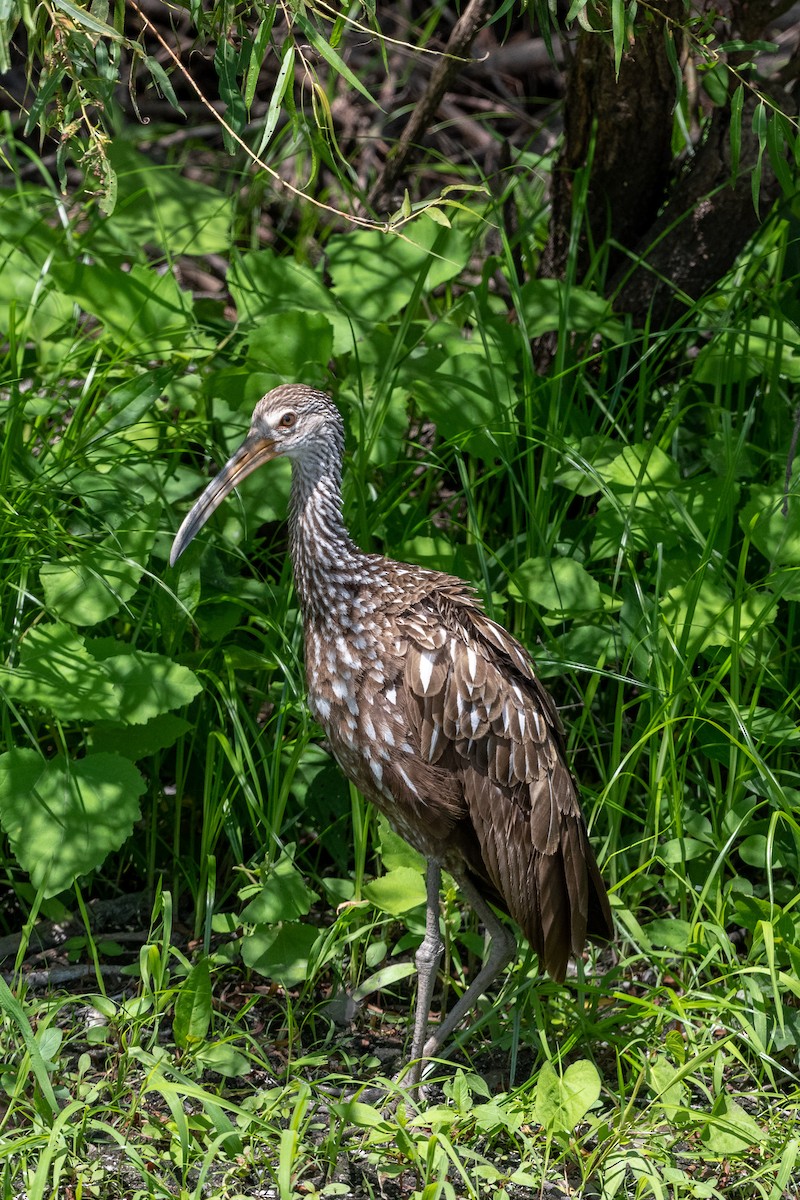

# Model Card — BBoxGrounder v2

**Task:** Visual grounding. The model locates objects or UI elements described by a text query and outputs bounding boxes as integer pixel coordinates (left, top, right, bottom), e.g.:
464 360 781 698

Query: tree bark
611 91 787 326
540 0 683 285
538 0 798 339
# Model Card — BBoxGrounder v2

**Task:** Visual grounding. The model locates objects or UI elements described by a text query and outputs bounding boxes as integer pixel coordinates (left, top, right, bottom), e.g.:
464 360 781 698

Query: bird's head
249 384 343 460
170 384 342 566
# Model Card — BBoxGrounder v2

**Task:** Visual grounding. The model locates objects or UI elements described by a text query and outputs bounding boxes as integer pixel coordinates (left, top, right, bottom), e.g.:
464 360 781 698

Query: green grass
1 132 799 1198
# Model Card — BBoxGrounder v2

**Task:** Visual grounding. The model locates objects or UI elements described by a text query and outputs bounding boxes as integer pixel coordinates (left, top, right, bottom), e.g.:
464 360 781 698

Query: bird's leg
421 871 516 1069
404 859 444 1090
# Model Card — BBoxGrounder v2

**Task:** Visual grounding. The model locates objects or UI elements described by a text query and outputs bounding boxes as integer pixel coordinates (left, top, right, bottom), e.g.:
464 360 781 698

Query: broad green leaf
592 498 675 558
665 1029 687 1067
509 557 602 614
63 460 161 519
516 278 624 341
37 1028 61 1064
739 834 790 871
661 580 775 651
471 1101 520 1136
660 837 712 864
0 624 119 721
246 312 333 378
330 1099 392 1129
239 852 318 924
693 316 800 385
40 501 160 625
0 245 74 344
738 706 800 745
425 206 451 227
319 878 355 906
411 354 514 459
643 918 693 950
533 1060 602 1136
99 143 231 255
85 638 203 724
173 957 212 1048
741 486 800 597
673 476 741 534
195 1042 252 1077
211 913 239 935
352 962 417 1001
596 444 680 489
539 622 618 678
228 250 354 354
89 714 191 760
90 368 176 439
0 750 146 897
241 921 320 986
733 896 800 949
593 458 735 558
555 435 621 496
0 623 200 724
376 815 425 872
327 217 473 323
52 259 196 354
701 1095 764 1155
647 1055 686 1115
363 866 427 916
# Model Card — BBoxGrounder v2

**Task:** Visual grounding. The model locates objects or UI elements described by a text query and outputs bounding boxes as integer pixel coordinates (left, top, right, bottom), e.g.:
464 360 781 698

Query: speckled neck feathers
287 412 364 621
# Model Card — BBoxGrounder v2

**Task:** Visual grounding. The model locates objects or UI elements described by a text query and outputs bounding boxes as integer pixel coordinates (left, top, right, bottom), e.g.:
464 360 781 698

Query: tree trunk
611 91 786 325
540 0 682 285
538 0 797 339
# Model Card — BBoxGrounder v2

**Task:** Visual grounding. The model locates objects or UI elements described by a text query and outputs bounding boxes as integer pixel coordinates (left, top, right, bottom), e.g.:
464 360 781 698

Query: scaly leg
421 871 516 1067
404 859 444 1090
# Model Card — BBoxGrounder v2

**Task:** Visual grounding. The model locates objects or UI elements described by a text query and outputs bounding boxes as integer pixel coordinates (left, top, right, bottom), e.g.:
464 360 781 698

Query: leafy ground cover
2 4 800 1196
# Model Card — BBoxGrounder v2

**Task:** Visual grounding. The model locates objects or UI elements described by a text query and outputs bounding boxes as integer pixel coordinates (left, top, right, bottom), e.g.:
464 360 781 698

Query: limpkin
171 385 612 1086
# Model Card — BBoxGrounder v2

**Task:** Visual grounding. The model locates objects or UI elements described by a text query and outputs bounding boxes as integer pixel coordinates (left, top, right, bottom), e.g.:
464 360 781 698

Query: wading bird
170 385 612 1087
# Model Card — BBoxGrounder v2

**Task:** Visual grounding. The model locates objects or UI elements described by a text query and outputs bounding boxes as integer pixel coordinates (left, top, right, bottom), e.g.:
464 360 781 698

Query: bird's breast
303 615 445 841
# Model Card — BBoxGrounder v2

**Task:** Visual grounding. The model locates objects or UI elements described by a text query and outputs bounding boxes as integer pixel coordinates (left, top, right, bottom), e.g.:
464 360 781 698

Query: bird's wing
398 591 611 981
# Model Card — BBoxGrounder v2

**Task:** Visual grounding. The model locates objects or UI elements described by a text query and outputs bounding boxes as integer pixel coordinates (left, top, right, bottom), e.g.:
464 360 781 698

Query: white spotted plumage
252 386 613 982
174 385 611 990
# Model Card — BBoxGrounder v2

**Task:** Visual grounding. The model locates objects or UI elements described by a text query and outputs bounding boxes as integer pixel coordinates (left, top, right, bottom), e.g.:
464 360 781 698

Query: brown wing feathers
400 591 611 982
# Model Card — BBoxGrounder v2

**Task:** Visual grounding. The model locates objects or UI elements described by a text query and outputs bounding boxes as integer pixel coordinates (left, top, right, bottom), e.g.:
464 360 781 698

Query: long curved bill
170 433 277 566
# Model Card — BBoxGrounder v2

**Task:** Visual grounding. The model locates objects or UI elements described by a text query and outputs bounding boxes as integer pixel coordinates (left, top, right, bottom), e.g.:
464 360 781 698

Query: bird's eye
279 411 297 429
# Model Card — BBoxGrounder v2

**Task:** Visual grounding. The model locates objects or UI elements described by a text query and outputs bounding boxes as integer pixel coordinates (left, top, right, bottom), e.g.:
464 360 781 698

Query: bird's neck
288 448 364 620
